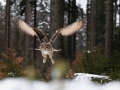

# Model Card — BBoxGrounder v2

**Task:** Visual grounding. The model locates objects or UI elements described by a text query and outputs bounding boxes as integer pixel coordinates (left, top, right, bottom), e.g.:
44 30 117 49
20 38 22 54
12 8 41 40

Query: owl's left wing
16 19 48 42
49 19 86 43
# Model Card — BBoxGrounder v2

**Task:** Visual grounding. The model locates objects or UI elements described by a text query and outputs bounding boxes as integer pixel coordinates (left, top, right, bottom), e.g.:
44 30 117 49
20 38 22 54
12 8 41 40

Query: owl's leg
42 53 47 63
48 52 55 64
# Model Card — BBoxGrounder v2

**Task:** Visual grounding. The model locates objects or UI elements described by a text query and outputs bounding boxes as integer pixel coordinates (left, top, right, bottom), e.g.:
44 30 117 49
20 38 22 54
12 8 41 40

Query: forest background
0 0 120 81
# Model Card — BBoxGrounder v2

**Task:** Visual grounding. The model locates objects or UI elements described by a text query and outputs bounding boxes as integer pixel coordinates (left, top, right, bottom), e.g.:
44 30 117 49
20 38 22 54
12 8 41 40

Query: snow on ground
74 73 109 81
0 73 120 90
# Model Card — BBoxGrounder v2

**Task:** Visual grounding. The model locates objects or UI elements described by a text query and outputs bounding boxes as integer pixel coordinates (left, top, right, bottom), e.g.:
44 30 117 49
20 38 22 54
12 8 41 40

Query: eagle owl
16 19 86 64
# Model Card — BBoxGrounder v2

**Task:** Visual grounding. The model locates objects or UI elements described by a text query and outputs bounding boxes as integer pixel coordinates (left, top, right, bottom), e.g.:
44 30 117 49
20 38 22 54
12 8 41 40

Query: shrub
0 48 24 79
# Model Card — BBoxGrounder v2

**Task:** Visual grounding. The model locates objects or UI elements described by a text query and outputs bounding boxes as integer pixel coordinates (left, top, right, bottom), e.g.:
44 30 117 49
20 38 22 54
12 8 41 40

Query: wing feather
49 19 86 43
16 19 48 42
60 20 85 36
17 19 37 36
60 19 86 36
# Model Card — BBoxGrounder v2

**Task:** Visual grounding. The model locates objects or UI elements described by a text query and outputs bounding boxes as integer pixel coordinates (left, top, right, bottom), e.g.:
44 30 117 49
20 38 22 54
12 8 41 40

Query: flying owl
16 19 86 64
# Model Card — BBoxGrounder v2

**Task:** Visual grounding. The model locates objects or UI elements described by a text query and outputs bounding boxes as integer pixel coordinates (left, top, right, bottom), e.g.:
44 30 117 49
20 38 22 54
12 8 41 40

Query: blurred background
0 0 120 81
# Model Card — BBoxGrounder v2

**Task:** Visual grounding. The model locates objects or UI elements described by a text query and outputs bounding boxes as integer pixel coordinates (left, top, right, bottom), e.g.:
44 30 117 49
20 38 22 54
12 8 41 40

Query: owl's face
40 43 53 54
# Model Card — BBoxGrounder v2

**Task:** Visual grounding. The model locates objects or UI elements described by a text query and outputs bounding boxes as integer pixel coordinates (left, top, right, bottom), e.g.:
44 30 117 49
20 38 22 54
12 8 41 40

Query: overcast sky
77 0 87 12
0 0 5 5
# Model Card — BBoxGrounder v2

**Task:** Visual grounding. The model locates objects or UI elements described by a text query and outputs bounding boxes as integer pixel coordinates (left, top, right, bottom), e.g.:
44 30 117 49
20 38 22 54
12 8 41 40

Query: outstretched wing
16 19 48 42
49 19 86 43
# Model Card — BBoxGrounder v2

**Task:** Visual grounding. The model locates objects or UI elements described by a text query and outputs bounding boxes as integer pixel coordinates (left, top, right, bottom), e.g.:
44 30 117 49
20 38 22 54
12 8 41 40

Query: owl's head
40 43 53 54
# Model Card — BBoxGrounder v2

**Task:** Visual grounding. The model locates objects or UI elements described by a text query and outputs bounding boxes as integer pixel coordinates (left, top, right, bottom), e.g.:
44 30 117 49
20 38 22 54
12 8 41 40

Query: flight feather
49 19 86 43
60 19 85 36
17 19 37 36
16 19 48 42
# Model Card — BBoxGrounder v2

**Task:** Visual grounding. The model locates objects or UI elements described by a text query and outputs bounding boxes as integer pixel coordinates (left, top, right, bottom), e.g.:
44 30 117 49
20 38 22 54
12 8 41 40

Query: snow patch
0 76 119 90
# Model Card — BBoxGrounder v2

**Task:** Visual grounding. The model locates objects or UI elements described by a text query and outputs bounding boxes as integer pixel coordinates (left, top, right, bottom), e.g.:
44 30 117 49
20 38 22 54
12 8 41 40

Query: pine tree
50 0 64 60
105 0 113 58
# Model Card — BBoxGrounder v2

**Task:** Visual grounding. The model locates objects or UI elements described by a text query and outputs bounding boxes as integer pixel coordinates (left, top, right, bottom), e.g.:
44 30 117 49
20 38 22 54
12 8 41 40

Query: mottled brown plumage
16 19 86 64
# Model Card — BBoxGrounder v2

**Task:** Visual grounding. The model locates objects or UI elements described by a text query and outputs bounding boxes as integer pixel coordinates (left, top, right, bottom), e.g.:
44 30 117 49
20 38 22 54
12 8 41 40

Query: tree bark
5 0 10 48
105 0 113 58
67 0 72 61
90 0 96 50
86 0 91 61
72 0 77 60
24 0 29 63
34 0 37 66
113 0 117 27
50 0 64 60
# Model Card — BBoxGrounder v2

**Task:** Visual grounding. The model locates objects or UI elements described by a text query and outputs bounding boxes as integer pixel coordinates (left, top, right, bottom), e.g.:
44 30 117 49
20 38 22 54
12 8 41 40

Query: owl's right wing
16 19 48 42
49 18 86 44
60 19 86 36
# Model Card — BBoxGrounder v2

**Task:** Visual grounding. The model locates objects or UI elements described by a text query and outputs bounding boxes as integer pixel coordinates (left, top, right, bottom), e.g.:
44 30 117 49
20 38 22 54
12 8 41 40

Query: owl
16 19 86 64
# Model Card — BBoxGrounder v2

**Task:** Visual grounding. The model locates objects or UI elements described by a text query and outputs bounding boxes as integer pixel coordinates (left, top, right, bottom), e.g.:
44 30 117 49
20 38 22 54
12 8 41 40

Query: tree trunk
34 0 37 66
105 0 113 58
119 0 120 26
90 0 96 50
72 0 77 60
67 0 72 62
24 0 29 64
50 0 64 60
5 0 10 48
113 0 117 27
86 0 91 72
